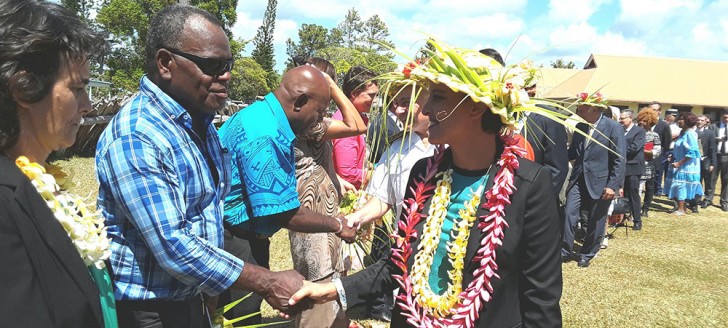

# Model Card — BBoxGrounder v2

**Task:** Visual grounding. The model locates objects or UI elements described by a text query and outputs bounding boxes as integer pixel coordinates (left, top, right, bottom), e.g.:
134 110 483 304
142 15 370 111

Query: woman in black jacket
289 40 564 327
0 1 110 326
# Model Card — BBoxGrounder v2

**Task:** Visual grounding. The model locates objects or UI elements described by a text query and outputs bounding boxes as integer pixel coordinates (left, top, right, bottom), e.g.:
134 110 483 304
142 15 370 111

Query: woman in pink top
332 66 379 189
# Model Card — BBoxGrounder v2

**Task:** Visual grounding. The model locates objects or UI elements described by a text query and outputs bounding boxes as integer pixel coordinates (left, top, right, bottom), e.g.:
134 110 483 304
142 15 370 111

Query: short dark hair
479 48 505 66
145 4 223 76
342 66 378 99
0 0 106 151
651 101 661 109
621 109 634 118
680 112 698 128
722 109 728 116
481 106 504 134
305 57 336 82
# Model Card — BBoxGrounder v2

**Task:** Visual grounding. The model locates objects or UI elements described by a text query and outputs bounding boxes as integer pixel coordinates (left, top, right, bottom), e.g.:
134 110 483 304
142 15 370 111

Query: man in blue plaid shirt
96 6 306 327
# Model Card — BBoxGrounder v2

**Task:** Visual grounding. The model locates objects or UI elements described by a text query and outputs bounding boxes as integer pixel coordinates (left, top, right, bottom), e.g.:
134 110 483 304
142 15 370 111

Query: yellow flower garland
409 169 483 317
15 156 111 269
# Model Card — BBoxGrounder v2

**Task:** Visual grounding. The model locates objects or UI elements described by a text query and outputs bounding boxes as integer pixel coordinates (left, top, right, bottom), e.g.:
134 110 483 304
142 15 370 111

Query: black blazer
697 128 717 168
653 119 672 164
0 155 103 327
568 116 626 199
525 111 569 191
624 125 646 176
342 150 563 328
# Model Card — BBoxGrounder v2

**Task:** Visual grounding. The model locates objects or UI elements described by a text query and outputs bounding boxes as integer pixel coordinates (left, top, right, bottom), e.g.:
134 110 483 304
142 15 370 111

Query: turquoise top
428 167 489 295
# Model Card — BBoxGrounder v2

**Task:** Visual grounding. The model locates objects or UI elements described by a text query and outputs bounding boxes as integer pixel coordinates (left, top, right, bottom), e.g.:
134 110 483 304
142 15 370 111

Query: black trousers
116 296 209 328
717 155 728 207
563 177 610 260
643 175 656 212
701 159 715 201
219 230 270 325
364 225 393 316
624 175 642 224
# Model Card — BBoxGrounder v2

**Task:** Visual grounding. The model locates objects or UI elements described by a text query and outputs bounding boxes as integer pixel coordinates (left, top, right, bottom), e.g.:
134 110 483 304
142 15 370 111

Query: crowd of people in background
2 1 728 328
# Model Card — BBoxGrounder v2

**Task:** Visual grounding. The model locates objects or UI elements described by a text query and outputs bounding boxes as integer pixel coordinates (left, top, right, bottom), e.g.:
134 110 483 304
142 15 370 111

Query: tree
61 0 96 24
284 23 329 69
316 46 397 81
362 15 394 53
550 59 576 69
251 0 278 88
228 57 270 101
334 8 364 48
95 0 239 92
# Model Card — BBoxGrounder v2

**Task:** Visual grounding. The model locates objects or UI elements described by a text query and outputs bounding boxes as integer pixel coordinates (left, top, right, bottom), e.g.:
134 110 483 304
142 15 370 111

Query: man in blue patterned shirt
96 5 306 327
217 65 357 324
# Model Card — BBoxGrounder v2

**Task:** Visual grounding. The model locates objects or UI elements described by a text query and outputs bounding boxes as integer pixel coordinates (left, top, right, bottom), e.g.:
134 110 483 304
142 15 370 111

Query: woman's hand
288 281 339 307
672 161 681 168
337 174 356 195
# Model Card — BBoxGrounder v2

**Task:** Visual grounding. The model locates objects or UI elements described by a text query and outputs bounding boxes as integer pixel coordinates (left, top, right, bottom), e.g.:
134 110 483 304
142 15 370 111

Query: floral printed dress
666 129 704 201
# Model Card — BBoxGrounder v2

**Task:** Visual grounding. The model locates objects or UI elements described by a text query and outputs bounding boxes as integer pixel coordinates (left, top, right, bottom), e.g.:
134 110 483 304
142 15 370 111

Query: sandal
670 210 685 216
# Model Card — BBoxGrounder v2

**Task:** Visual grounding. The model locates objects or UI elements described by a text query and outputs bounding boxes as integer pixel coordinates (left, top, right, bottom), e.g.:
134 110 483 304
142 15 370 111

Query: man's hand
601 187 616 200
335 214 357 244
345 211 365 230
262 270 307 315
709 165 714 172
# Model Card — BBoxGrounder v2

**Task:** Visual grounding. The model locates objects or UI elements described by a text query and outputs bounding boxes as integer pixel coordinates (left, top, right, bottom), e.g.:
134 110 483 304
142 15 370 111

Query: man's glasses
165 48 234 77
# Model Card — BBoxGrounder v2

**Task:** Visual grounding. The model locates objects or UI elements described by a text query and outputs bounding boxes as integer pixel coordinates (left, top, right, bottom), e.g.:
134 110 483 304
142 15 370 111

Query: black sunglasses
165 48 234 77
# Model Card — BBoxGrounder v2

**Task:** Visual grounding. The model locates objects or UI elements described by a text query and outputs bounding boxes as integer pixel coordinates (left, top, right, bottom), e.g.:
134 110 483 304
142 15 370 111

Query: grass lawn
57 156 728 327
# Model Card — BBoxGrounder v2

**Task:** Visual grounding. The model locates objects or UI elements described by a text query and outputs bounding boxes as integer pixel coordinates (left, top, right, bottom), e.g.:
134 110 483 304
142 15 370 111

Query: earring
294 107 301 112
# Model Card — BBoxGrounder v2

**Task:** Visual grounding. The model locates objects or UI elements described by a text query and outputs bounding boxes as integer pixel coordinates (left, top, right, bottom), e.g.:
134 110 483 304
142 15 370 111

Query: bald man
218 65 356 323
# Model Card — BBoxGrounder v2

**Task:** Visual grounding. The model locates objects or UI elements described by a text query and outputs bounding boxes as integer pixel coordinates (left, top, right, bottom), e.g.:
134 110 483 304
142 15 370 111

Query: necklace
15 156 111 269
391 133 525 327
409 168 486 317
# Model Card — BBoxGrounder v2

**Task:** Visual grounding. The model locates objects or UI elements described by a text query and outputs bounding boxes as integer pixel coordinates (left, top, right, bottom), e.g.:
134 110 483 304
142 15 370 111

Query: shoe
577 258 591 268
722 205 728 212
600 237 609 249
633 222 642 231
562 253 574 263
687 202 699 213
641 209 649 218
700 200 712 209
670 210 685 216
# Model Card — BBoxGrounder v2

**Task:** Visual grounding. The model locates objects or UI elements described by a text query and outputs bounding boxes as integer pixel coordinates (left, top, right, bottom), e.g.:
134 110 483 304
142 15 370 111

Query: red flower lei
391 132 525 327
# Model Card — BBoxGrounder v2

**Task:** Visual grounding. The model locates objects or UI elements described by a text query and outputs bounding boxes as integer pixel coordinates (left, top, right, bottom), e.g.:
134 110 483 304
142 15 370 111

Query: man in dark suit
650 102 672 196
563 103 626 267
696 115 718 208
619 110 646 230
711 110 728 211
524 86 569 192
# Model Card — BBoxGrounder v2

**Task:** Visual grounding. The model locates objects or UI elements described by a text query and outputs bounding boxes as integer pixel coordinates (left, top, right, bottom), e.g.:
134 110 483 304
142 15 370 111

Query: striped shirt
96 76 243 301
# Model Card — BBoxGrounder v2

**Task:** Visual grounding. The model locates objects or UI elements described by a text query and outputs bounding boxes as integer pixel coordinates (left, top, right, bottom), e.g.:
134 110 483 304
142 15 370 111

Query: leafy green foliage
316 46 397 80
550 58 577 69
228 57 270 101
95 0 238 92
251 0 279 88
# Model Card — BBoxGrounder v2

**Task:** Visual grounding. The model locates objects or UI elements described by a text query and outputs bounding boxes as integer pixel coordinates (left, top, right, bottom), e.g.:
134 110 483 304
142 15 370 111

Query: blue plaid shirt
219 93 300 236
96 76 244 301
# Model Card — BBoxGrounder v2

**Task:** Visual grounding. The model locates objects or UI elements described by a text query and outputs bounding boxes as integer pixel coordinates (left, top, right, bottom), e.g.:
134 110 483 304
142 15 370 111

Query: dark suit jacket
568 115 626 199
697 128 717 168
624 125 646 176
525 111 569 191
367 111 402 162
653 119 672 164
0 155 103 328
342 150 563 328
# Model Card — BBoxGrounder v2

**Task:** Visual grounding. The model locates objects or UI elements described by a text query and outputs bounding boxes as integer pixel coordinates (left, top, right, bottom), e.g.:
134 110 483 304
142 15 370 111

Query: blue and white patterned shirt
96 76 244 301
219 92 300 236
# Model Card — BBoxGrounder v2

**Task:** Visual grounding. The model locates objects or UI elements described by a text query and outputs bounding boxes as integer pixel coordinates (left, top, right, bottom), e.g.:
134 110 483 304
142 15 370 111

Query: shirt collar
264 92 295 141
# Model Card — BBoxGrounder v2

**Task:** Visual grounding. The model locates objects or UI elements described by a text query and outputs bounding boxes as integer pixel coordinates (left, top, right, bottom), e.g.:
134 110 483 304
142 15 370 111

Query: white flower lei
16 156 111 269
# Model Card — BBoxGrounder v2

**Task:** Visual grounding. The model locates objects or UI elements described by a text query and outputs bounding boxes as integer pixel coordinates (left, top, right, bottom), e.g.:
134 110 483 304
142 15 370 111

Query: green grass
58 156 728 327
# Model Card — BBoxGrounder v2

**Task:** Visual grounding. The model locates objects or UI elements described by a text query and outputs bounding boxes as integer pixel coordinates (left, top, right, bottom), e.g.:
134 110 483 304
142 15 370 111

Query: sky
232 0 728 72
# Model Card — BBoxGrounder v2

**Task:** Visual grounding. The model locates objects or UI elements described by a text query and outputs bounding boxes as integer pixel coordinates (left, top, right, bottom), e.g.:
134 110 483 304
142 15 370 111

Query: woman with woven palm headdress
289 40 564 327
